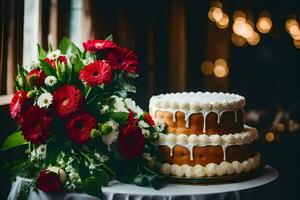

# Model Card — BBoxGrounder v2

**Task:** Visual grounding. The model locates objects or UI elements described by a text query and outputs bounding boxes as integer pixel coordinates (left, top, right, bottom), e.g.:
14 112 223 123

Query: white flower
47 49 61 59
44 76 57 86
101 119 119 151
138 120 150 128
36 144 47 159
125 98 143 116
37 93 53 108
100 105 110 114
113 96 128 112
142 128 150 138
154 118 166 132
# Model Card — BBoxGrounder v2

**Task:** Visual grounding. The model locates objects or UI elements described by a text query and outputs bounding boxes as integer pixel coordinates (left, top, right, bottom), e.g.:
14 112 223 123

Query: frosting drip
157 125 258 161
160 153 261 178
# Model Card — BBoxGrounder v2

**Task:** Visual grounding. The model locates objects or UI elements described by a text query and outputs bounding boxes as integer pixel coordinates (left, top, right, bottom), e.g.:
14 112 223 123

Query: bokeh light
257 17 272 33
246 31 260 46
201 60 214 75
213 59 229 78
265 132 275 142
231 33 247 47
216 13 229 29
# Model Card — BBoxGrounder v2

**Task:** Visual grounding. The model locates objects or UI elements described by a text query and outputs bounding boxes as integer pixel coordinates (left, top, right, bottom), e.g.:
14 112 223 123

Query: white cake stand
103 165 279 200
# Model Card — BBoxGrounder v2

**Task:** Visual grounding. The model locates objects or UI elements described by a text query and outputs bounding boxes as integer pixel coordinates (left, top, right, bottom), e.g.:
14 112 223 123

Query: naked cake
149 91 261 179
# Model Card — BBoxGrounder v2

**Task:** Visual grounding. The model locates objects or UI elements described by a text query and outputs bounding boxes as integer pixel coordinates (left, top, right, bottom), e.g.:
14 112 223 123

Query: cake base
168 163 265 185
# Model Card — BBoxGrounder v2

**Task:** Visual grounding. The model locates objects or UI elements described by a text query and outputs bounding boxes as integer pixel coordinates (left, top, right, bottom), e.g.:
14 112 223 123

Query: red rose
37 169 61 193
118 124 145 159
52 85 84 117
44 58 55 68
144 113 154 126
26 69 46 87
127 111 139 125
66 112 97 144
9 90 29 120
58 55 68 64
105 47 139 74
20 106 52 144
79 61 113 86
83 40 117 53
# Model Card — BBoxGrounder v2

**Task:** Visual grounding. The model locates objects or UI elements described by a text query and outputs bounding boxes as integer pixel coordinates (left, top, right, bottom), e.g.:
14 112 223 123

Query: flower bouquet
0 36 166 199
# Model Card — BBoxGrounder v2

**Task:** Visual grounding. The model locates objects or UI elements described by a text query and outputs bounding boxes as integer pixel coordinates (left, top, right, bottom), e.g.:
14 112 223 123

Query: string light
293 39 300 49
216 13 229 29
246 31 260 46
201 60 214 75
233 10 246 21
256 11 272 34
265 132 275 142
214 58 228 78
211 7 223 22
231 33 247 47
276 123 285 132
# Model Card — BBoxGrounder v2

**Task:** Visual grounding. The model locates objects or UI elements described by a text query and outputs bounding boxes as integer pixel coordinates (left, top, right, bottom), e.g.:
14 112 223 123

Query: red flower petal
52 85 83 118
26 69 46 87
144 113 155 126
58 55 68 64
44 58 56 68
9 90 29 120
37 170 61 193
66 112 97 144
83 39 117 53
105 47 139 74
79 61 113 86
20 106 52 144
118 124 145 159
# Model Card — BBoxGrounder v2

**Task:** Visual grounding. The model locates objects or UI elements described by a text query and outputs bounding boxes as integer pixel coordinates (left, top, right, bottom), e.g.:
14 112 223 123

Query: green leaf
0 131 28 152
59 37 81 55
37 44 47 59
105 34 113 41
82 176 103 198
93 169 109 186
74 57 84 75
45 142 61 165
39 60 56 76
117 72 136 93
104 112 129 125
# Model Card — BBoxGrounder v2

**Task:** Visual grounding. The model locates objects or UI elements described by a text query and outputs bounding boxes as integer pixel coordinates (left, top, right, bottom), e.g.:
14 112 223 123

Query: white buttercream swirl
160 154 261 178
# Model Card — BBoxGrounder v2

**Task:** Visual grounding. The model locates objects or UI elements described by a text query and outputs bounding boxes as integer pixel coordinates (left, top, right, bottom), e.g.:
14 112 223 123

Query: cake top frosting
149 91 245 112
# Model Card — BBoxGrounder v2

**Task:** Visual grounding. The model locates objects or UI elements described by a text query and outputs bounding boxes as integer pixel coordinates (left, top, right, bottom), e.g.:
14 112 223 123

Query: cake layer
155 110 244 134
160 153 261 178
159 143 257 166
157 125 258 160
150 92 246 134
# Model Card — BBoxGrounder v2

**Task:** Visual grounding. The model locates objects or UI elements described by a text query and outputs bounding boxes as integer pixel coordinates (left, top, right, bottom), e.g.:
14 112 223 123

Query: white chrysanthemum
125 98 143 116
154 118 166 132
44 76 57 86
37 93 53 108
101 119 120 151
142 128 150 138
100 105 110 114
47 49 61 59
113 97 128 112
36 144 47 159
138 120 150 128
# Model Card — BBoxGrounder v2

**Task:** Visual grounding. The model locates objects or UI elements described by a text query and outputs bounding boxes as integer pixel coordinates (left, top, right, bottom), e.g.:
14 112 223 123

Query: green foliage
39 60 56 76
82 176 103 199
0 131 28 152
93 169 109 186
105 34 113 41
37 44 47 59
102 112 129 126
59 37 81 55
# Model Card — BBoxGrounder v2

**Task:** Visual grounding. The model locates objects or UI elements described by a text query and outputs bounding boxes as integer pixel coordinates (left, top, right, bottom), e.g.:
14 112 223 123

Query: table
7 165 279 200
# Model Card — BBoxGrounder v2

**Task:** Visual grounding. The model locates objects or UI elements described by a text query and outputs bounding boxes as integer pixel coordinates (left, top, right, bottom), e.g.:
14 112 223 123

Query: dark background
1 0 300 199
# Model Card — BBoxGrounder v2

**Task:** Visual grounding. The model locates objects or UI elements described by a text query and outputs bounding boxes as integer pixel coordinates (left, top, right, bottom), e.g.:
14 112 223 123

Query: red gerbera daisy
52 85 84 117
37 169 61 193
105 47 139 74
9 90 29 120
144 113 155 126
127 110 139 125
83 39 117 53
26 69 46 87
118 124 145 159
66 112 97 144
79 61 113 86
20 106 52 144
44 58 56 68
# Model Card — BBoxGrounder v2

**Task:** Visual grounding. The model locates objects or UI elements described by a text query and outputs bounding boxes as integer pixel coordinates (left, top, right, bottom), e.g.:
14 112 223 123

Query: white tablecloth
7 166 279 200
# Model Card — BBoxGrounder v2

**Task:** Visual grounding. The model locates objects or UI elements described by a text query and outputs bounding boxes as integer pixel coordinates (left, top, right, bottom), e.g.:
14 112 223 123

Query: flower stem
85 87 92 100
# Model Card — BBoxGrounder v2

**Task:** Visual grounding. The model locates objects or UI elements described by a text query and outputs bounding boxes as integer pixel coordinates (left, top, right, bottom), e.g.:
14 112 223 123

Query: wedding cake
149 92 261 179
